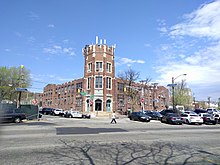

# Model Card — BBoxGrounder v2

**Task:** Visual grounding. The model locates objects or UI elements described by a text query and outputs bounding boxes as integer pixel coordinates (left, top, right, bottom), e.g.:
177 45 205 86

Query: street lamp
171 74 187 112
151 83 158 110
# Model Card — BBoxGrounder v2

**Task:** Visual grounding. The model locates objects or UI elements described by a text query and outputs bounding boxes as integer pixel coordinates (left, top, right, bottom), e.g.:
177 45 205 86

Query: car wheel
14 117 21 123
68 115 72 118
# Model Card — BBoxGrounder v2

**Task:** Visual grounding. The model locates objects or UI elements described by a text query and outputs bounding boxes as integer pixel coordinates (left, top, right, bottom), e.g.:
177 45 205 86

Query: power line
32 80 49 84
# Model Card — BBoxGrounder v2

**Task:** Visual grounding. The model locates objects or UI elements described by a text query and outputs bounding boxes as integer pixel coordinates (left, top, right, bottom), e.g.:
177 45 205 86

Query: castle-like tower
82 36 116 113
42 37 169 114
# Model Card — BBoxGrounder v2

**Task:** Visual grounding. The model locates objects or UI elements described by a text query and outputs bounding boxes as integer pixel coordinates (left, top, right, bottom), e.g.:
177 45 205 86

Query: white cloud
28 11 40 21
43 44 75 56
5 49 11 52
15 32 22 37
28 36 36 43
158 27 168 33
48 24 55 28
144 43 151 47
118 57 145 66
155 1 220 101
169 0 220 40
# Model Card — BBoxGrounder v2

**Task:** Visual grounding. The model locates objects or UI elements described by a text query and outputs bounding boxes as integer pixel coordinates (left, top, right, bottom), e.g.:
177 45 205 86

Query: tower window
95 76 102 88
88 63 92 72
96 62 103 71
106 63 112 72
106 77 112 89
87 77 91 89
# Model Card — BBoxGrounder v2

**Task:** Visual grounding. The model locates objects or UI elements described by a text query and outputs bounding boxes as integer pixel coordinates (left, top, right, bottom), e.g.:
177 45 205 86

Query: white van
176 105 185 112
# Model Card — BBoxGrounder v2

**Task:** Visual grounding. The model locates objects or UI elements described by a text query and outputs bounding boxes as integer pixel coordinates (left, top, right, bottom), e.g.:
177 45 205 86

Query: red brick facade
42 38 169 114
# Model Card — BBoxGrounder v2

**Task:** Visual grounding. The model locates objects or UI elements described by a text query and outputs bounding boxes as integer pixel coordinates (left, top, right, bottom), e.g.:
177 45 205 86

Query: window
96 62 102 71
71 84 75 92
76 98 82 107
117 83 124 91
106 77 112 89
88 63 92 72
76 82 82 92
106 63 111 72
87 77 91 89
95 76 102 88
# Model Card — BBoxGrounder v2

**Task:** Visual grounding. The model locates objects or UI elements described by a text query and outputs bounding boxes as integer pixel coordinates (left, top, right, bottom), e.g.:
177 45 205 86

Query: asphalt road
0 115 220 165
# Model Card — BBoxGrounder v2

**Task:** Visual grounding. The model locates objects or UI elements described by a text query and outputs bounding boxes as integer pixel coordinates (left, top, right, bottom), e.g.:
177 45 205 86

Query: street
0 115 220 165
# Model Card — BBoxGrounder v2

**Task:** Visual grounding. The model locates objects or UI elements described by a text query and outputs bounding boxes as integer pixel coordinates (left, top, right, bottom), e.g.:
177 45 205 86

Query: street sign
15 88 28 92
32 99 38 105
80 91 87 96
90 94 94 100
167 84 177 87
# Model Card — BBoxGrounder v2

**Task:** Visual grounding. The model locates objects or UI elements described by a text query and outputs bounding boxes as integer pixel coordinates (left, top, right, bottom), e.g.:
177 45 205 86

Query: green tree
0 66 31 103
174 80 193 109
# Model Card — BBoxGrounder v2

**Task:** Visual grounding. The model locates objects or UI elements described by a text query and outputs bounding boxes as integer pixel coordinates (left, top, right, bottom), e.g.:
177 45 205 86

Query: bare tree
118 68 140 111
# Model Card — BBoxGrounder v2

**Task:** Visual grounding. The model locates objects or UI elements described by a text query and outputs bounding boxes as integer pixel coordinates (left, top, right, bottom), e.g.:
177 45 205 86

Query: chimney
96 36 98 44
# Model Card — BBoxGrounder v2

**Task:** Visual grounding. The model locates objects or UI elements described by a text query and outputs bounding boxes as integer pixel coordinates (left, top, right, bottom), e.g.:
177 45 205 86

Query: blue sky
1 0 220 101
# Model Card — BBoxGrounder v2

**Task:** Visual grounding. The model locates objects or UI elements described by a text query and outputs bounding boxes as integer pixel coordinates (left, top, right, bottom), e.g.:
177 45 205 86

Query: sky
1 0 220 102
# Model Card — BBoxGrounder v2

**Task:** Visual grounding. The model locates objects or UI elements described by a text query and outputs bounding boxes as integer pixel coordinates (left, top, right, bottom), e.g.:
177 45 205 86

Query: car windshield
168 113 179 117
190 114 198 117
203 114 211 117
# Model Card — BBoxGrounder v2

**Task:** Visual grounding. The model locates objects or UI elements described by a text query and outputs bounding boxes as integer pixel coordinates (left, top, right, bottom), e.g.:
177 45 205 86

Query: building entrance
95 99 102 111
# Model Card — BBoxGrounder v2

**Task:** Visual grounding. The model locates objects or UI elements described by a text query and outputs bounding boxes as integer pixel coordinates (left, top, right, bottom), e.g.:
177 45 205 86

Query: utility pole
17 65 24 108
170 74 187 113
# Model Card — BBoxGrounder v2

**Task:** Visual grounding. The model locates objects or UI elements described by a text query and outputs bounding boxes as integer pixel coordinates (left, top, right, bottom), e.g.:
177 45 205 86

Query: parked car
159 109 174 116
212 113 220 124
199 113 217 125
183 110 197 115
0 108 26 123
66 111 82 118
180 113 203 125
129 112 151 122
64 110 91 118
143 110 162 120
52 109 64 116
82 113 91 119
161 113 183 125
41 108 54 115
207 108 217 113
194 109 207 114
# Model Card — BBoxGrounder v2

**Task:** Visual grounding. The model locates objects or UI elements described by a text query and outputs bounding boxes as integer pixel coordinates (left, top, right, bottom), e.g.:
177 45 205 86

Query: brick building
42 37 169 115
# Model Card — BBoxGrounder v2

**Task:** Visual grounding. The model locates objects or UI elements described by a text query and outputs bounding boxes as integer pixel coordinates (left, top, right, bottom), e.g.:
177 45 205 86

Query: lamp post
139 80 146 111
151 83 158 110
171 74 187 112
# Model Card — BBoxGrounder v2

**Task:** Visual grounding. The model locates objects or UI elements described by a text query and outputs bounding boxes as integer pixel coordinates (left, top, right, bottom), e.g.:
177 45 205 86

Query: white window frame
88 62 92 72
106 77 112 90
95 61 103 72
106 62 112 73
95 75 103 89
87 77 91 89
